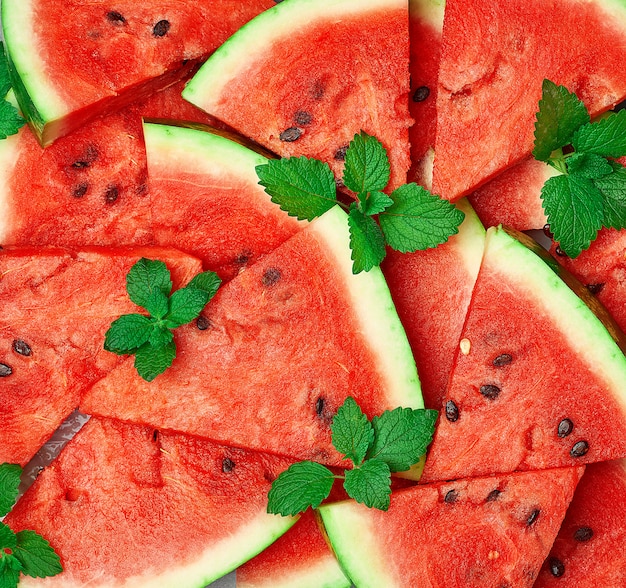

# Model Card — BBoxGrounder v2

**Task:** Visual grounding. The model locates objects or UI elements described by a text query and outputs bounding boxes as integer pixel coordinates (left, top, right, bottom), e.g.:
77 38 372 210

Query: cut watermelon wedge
1 0 274 146
318 466 584 587
183 0 412 191
4 416 297 587
81 206 423 467
421 226 626 482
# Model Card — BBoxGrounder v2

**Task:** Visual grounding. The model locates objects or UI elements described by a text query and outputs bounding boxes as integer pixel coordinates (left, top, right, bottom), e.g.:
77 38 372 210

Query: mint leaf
533 79 590 162
0 553 22 588
267 461 335 516
343 459 391 510
330 397 374 466
0 43 13 98
0 524 16 550
343 131 390 194
0 465 21 518
367 407 438 472
0 101 24 140
164 287 210 328
347 205 387 273
143 288 169 320
104 314 154 355
126 259 172 310
594 160 626 229
566 152 613 179
186 271 221 299
379 183 465 252
256 157 337 221
13 530 62 578
541 174 604 257
572 110 626 157
361 191 393 216
148 325 173 348
134 341 176 382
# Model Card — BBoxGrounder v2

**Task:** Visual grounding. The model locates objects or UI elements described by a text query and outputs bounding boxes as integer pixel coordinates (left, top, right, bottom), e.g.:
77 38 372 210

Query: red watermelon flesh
4 416 298 587
432 0 626 201
0 246 202 466
421 226 626 483
534 459 626 587
318 466 584 587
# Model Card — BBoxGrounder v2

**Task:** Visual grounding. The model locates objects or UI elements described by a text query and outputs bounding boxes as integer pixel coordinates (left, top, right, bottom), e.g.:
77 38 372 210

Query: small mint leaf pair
256 131 465 274
267 397 438 516
104 259 221 381
0 43 25 140
533 79 626 257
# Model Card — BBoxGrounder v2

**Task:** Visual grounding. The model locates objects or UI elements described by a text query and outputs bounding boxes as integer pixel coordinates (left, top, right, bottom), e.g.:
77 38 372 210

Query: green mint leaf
267 461 335 516
343 459 391 511
0 100 24 140
164 287 210 328
347 205 386 274
533 79 590 162
0 43 13 98
361 191 394 216
143 288 169 320
330 397 374 466
186 271 221 299
379 183 465 253
256 157 337 221
13 530 62 578
342 131 390 194
541 174 604 257
0 464 22 518
126 259 172 310
148 325 174 348
566 152 613 179
594 160 626 230
104 314 154 355
367 407 438 472
0 524 16 551
572 110 626 157
0 553 22 588
134 341 176 382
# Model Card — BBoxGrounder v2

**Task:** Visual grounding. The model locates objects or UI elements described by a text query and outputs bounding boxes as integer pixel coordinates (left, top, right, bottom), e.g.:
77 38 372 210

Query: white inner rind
0 131 20 243
454 198 487 274
183 0 406 112
409 0 445 33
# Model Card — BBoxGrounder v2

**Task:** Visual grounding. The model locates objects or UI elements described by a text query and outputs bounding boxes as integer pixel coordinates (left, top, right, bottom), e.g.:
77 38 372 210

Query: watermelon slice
0 246 202 466
144 122 305 281
183 0 412 191
4 416 297 587
1 0 274 146
318 466 584 587
421 225 626 482
81 206 423 467
382 198 485 409
432 0 626 201
534 459 626 587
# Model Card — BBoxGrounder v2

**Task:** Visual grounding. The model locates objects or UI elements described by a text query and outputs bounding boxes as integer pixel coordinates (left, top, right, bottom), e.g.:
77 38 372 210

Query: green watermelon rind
409 0 445 33
182 0 406 113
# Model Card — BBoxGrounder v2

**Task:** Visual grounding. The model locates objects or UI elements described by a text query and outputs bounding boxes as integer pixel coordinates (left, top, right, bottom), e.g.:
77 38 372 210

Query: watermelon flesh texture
2 0 275 145
381 198 485 410
81 206 423 467
432 0 626 201
421 226 626 483
534 459 626 587
4 416 297 588
318 466 584 587
183 0 412 192
0 246 202 466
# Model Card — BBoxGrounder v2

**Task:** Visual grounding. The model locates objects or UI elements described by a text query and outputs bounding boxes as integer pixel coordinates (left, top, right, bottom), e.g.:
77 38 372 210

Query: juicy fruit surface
4 416 297 587
319 466 584 588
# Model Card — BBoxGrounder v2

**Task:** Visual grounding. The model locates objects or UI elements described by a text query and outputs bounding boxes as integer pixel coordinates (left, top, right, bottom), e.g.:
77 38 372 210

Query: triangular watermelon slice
183 0 412 191
81 206 423 466
318 466 584 587
4 416 297 587
0 246 202 466
421 226 626 483
432 0 626 201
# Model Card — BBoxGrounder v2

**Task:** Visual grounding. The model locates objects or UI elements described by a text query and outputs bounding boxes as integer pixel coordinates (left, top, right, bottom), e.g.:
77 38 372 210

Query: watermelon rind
0 130 18 242
410 0 445 32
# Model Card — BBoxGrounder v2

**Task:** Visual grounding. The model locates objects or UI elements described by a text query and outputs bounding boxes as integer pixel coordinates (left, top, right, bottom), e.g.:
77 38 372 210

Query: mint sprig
0 43 25 140
534 79 626 256
256 131 465 274
104 258 221 381
267 397 437 516
0 464 62 586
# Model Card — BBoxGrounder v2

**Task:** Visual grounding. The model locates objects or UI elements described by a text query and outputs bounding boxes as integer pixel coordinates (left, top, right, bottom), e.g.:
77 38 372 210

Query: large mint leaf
342 131 390 194
347 205 387 274
330 397 374 466
572 110 626 158
343 459 391 511
126 259 172 310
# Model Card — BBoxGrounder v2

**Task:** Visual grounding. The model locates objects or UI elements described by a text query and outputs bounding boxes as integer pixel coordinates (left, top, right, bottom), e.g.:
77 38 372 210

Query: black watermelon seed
480 384 501 400
279 127 302 142
549 557 565 578
234 250 252 265
573 526 593 542
104 185 119 204
412 85 430 102
0 363 13 377
557 418 574 438
152 430 159 443
445 400 459 422
222 457 235 473
526 508 540 526
586 283 605 295
294 110 312 126
486 489 502 502
106 11 126 24
72 182 89 198
334 145 348 161
492 353 513 367
315 397 325 416
196 316 210 331
12 339 31 357
555 246 567 257
570 440 589 458
444 489 459 504
261 267 282 287
152 20 170 37
542 224 553 239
